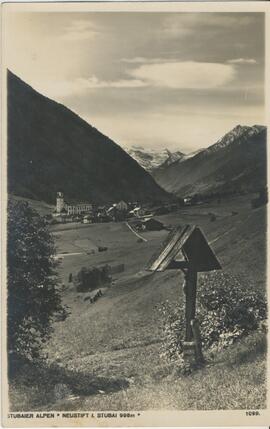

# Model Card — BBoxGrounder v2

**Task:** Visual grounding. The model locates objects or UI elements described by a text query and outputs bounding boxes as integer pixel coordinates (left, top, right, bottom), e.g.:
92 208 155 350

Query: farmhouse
129 206 145 218
83 215 92 224
106 201 129 221
142 218 164 231
184 197 192 206
55 192 92 216
115 200 128 211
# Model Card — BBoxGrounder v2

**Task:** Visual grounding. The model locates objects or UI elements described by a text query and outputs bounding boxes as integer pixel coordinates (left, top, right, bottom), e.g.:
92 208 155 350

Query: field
9 195 267 411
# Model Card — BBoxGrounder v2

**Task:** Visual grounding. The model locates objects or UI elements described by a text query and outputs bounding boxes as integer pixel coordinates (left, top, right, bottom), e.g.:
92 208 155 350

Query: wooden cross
146 224 221 363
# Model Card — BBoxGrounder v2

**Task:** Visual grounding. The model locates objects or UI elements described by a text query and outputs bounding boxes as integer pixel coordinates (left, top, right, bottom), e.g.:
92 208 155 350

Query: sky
5 11 265 153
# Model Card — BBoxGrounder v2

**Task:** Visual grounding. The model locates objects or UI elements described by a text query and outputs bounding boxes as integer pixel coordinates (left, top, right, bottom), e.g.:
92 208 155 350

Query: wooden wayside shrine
146 224 222 365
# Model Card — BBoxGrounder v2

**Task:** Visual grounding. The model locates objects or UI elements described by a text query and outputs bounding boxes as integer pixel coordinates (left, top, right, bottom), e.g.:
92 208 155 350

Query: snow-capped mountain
205 125 265 155
153 124 267 197
153 148 205 174
182 148 205 160
124 146 185 172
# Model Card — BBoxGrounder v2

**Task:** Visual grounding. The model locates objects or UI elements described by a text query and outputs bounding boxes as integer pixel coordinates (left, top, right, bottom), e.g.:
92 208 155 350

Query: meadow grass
9 198 267 411
9 330 266 411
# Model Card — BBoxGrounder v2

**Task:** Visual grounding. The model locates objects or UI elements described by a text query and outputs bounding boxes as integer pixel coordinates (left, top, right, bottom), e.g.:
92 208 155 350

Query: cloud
161 14 254 39
32 76 146 98
121 57 167 64
76 61 236 91
78 76 146 89
60 19 97 41
31 79 88 98
227 58 257 65
129 61 236 89
34 61 236 99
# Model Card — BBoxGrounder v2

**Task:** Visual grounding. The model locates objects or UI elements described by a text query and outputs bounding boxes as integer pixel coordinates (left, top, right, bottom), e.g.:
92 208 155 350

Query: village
51 191 183 231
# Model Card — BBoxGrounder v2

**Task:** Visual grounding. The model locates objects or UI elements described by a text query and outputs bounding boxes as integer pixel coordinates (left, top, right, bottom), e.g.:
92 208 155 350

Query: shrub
74 265 111 292
158 271 266 362
7 200 68 362
251 189 268 209
158 301 185 362
208 212 216 222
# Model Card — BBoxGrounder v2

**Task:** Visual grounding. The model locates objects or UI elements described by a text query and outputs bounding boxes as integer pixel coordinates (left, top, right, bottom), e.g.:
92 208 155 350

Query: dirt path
125 222 147 242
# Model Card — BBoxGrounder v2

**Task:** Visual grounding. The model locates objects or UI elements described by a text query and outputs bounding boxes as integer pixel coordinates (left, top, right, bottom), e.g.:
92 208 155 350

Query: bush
251 188 268 209
7 200 68 362
158 271 266 362
158 301 185 362
208 212 216 222
74 265 111 292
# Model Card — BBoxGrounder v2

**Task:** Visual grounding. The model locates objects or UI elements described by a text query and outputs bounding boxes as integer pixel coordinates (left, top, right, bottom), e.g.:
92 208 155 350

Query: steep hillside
8 71 170 204
153 125 267 197
125 146 184 172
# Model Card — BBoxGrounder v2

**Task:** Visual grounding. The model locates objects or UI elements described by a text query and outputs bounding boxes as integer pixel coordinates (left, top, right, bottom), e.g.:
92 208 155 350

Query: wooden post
191 319 204 364
182 341 196 366
183 267 197 341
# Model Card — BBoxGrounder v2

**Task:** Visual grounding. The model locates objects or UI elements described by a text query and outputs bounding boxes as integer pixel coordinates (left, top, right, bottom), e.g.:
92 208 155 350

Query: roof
143 217 163 225
146 224 221 273
65 200 92 206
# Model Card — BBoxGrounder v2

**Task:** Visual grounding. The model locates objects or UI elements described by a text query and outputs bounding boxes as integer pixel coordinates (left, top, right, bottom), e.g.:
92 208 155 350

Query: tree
7 200 67 361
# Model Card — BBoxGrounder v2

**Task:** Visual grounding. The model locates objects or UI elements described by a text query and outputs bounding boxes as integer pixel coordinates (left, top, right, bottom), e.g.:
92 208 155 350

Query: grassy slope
9 197 267 411
10 195 54 216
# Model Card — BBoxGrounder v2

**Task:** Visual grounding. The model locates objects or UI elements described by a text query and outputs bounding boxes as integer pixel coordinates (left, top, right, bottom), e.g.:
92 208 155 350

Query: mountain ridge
8 70 170 204
153 124 267 197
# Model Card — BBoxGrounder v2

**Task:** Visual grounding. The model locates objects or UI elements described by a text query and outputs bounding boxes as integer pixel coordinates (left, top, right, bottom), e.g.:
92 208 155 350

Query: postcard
1 1 270 426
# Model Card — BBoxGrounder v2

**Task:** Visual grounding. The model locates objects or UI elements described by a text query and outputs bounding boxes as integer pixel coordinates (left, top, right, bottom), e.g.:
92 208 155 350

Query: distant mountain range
7 71 170 205
152 124 267 197
8 70 266 205
124 146 185 172
153 148 205 173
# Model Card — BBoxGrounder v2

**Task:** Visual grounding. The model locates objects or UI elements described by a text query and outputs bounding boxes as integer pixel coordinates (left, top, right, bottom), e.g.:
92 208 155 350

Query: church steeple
56 192 64 213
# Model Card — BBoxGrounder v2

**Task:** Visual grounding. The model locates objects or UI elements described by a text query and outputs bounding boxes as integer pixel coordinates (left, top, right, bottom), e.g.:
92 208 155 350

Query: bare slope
153 125 267 197
8 71 170 204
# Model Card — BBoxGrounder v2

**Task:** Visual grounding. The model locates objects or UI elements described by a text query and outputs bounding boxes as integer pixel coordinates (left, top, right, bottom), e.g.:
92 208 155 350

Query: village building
129 206 145 218
106 201 128 221
184 197 193 206
142 218 164 231
83 215 92 224
115 200 128 211
55 192 92 216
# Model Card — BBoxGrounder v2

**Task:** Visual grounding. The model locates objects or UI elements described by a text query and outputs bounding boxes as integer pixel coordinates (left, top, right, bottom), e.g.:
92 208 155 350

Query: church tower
56 192 65 213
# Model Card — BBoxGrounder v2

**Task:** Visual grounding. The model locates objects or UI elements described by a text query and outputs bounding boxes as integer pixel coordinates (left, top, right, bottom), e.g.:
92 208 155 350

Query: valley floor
9 195 267 411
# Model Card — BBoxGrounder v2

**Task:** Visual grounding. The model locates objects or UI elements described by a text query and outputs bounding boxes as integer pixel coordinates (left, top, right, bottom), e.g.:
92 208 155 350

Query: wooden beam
191 319 204 364
184 268 197 341
167 260 189 270
146 225 196 271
